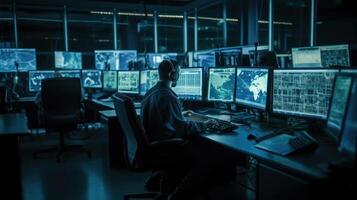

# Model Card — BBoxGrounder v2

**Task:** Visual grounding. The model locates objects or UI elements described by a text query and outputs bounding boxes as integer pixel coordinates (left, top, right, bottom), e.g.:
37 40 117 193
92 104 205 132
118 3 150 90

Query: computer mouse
247 134 256 140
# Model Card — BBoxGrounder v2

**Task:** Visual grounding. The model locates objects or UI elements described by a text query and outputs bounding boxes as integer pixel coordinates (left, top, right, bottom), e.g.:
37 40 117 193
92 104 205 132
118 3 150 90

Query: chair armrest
150 138 186 153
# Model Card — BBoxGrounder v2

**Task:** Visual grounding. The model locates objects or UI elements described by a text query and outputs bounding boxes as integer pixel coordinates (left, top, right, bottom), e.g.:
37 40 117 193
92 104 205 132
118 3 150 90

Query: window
226 0 242 46
197 3 224 50
0 4 13 48
158 14 183 53
258 0 269 46
316 0 356 45
274 0 310 53
187 13 195 51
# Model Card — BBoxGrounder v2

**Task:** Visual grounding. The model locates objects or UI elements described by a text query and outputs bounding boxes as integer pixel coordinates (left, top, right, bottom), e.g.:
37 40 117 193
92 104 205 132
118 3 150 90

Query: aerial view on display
0 48 36 72
273 69 338 118
95 50 120 70
119 51 137 70
117 71 140 94
28 71 54 92
103 71 118 90
208 68 236 102
320 45 350 67
82 70 102 88
55 51 82 69
236 68 268 109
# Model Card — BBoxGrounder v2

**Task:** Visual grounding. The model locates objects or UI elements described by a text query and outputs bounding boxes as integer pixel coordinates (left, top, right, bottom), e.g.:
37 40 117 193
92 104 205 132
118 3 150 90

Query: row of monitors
28 67 357 121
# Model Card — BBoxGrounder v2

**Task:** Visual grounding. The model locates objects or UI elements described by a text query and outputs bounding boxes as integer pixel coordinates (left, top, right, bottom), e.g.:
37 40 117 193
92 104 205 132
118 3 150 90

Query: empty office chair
33 78 91 162
112 92 186 200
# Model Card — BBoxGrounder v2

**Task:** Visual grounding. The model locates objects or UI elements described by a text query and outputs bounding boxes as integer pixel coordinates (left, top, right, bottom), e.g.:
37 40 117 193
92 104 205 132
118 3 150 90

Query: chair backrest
41 77 81 116
0 86 7 113
112 92 150 169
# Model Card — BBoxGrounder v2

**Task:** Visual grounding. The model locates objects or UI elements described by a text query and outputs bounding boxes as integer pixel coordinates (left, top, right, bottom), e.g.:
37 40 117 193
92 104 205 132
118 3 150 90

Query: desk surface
0 113 30 136
203 124 340 180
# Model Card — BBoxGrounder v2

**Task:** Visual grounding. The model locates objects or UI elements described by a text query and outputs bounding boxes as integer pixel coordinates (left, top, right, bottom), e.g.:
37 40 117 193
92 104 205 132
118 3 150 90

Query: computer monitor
207 67 236 102
320 44 350 67
195 51 216 68
292 44 350 68
272 69 338 119
58 70 81 78
28 70 54 92
82 70 102 88
117 71 140 94
0 48 36 72
103 70 118 90
218 47 242 67
292 47 321 68
54 51 82 69
338 78 357 165
341 68 357 74
95 50 120 70
172 67 203 100
140 70 159 96
326 74 353 142
119 50 137 70
148 53 177 69
235 68 269 110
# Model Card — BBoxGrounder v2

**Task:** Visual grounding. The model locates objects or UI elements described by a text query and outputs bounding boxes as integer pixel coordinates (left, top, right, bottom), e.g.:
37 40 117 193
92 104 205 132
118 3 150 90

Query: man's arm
165 95 206 138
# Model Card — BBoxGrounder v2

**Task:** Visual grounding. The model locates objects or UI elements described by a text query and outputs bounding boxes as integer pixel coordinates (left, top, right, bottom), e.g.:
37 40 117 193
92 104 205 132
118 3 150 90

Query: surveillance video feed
103 71 118 90
0 48 36 72
95 50 120 70
55 51 82 69
117 71 140 94
58 70 81 78
82 70 102 88
28 71 54 92
119 51 137 70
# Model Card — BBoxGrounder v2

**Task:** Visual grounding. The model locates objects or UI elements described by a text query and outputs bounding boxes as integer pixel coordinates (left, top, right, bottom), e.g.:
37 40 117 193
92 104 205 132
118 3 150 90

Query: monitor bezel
102 70 118 92
325 73 355 143
235 66 271 111
117 70 141 95
28 70 55 92
173 67 204 101
207 67 237 103
81 69 103 89
54 51 83 70
271 68 339 120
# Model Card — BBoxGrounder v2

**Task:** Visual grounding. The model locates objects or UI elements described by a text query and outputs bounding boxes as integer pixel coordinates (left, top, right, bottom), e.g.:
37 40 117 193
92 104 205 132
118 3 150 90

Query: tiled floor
20 128 254 200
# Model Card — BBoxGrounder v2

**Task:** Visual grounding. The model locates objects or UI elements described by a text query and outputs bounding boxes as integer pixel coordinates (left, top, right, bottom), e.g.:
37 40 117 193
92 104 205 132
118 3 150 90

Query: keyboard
183 111 238 133
288 131 319 153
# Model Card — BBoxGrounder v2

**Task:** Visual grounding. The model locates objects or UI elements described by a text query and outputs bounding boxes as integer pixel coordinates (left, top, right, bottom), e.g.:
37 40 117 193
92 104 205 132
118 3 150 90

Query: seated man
141 60 221 200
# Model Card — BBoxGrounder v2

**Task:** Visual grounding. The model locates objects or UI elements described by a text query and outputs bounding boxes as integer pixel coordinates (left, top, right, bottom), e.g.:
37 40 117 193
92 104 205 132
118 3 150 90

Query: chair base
124 192 163 200
33 144 91 162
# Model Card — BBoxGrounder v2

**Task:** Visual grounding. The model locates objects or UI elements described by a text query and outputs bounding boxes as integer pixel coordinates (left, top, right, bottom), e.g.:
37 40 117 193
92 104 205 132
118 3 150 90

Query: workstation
0 0 356 200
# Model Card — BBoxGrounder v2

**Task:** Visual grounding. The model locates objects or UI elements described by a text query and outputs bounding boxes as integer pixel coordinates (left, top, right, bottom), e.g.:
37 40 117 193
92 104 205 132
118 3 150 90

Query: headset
166 59 180 83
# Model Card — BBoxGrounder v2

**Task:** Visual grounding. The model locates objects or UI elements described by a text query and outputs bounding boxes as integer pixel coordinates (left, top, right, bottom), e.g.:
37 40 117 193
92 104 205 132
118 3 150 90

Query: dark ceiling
87 0 194 6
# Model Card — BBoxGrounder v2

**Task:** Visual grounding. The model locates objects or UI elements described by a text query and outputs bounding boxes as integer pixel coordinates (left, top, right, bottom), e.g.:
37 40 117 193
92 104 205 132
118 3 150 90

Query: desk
0 113 30 200
202 122 343 200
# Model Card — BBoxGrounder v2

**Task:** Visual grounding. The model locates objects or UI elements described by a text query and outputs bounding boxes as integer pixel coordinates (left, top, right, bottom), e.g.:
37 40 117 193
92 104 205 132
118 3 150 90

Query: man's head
158 59 180 87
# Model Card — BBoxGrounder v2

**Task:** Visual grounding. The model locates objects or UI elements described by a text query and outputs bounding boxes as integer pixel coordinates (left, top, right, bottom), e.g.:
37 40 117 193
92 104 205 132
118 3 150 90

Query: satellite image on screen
236 68 268 109
95 50 120 70
103 71 118 90
28 71 54 92
55 51 82 69
119 51 137 70
327 76 352 132
208 68 236 102
320 45 350 67
58 70 81 78
82 70 102 88
118 71 140 94
273 69 338 118
0 48 36 72
140 70 159 95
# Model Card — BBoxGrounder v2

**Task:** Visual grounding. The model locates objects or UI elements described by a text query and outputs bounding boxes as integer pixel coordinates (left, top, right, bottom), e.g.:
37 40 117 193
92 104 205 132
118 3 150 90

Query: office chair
112 92 186 200
0 85 7 113
33 78 91 162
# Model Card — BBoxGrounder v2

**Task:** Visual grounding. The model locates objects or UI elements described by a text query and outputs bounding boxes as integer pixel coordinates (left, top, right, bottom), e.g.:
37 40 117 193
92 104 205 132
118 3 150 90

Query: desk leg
0 136 22 200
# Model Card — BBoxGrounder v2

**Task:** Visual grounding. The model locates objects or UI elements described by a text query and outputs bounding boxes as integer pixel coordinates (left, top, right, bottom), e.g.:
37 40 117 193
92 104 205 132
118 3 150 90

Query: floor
19 127 255 200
